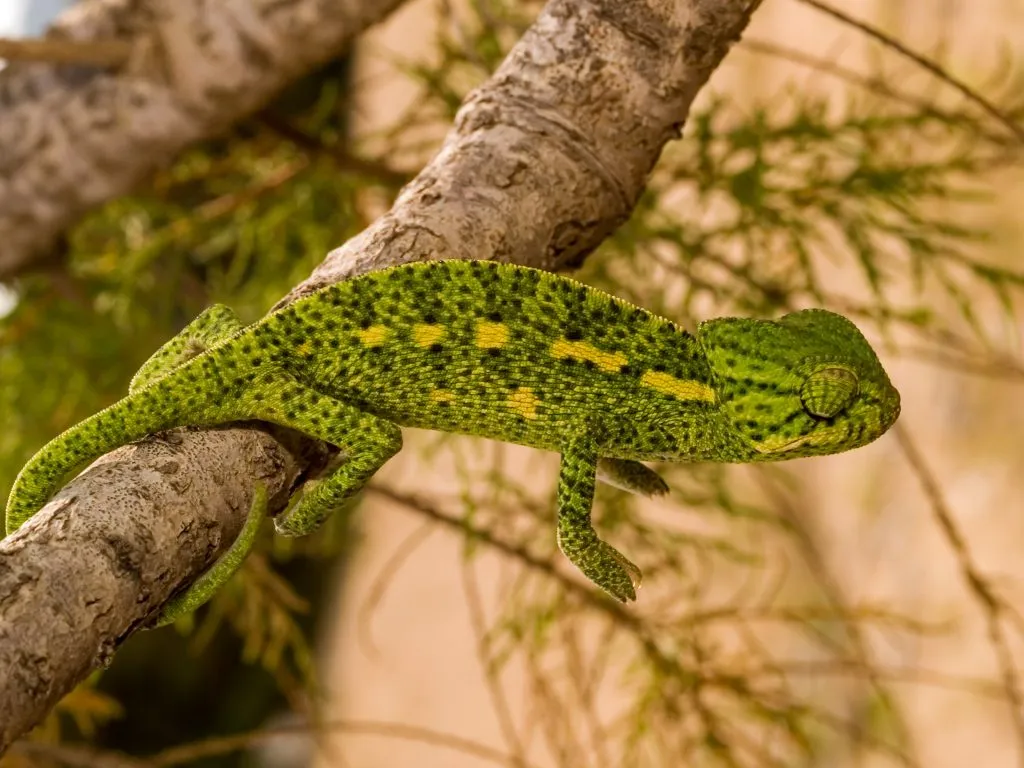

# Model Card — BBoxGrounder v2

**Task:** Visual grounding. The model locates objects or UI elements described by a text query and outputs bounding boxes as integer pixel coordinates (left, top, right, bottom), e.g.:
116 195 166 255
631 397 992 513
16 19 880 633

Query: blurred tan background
309 1 1024 766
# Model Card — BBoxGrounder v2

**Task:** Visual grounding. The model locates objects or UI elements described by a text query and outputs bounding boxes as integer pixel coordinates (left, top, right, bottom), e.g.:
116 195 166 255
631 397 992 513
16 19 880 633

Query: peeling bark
0 0 762 751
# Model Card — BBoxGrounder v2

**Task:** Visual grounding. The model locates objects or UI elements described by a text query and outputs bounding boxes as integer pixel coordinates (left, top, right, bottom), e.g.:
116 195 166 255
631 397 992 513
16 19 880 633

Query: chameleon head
696 309 901 460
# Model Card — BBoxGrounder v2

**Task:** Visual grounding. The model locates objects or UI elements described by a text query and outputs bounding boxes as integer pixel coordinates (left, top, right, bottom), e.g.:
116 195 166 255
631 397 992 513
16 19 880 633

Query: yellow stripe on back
357 325 391 347
430 389 456 404
507 387 541 420
550 339 628 373
476 321 509 349
413 324 445 347
639 371 715 403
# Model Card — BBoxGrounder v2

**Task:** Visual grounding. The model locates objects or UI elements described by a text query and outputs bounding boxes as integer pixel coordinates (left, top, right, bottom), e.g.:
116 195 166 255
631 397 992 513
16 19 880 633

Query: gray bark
0 0 762 751
0 0 408 280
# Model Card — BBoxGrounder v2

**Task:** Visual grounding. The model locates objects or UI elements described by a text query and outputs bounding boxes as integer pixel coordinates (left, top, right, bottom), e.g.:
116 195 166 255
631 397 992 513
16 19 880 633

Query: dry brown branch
0 37 131 67
0 0 410 281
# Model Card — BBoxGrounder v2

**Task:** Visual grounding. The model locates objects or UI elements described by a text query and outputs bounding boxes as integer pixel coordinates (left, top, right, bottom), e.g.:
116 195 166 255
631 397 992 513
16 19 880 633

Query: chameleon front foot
557 527 642 603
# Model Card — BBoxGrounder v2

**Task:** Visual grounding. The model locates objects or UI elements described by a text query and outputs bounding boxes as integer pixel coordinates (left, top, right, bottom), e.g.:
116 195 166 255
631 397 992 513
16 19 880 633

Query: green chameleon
4 260 900 619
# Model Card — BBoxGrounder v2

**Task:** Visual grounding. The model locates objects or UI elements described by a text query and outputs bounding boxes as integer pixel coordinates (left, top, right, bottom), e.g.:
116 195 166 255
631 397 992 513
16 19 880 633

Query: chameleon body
4 260 901 612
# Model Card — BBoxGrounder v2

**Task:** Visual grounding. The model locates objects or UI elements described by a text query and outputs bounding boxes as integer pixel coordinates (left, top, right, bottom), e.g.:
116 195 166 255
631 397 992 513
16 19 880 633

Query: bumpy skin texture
5 261 901 605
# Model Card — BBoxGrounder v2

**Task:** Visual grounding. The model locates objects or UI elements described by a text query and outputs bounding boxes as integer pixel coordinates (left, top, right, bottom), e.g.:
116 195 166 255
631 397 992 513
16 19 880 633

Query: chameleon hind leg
250 384 403 537
150 484 268 628
557 434 642 602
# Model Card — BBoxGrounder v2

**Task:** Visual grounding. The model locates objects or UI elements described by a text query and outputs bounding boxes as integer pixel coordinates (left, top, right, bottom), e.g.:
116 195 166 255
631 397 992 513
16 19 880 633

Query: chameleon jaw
750 434 814 455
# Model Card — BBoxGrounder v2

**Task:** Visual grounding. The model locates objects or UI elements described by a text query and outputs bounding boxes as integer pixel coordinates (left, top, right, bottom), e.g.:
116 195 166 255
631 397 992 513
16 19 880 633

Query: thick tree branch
0 0 762 751
0 0 409 280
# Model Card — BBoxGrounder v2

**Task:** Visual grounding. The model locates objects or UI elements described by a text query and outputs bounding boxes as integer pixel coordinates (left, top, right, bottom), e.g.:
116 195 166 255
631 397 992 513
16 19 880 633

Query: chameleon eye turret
800 366 859 419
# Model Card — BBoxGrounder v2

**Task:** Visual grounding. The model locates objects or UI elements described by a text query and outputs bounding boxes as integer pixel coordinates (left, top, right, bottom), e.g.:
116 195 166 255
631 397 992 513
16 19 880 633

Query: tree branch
0 0 763 751
0 0 410 281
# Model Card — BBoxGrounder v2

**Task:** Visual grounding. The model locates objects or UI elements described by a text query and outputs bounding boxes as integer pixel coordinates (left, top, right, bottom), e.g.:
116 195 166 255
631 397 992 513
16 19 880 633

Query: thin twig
794 0 1024 143
12 719 545 768
258 113 412 186
895 425 1024 765
739 36 1014 145
461 556 529 765
0 36 131 68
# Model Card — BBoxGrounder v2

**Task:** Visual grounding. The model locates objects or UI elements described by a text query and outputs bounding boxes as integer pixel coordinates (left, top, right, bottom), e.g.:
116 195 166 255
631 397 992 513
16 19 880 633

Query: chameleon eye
800 367 859 419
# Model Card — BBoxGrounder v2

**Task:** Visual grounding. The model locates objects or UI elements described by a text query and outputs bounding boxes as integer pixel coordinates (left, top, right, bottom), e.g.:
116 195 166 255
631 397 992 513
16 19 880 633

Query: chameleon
4 260 901 617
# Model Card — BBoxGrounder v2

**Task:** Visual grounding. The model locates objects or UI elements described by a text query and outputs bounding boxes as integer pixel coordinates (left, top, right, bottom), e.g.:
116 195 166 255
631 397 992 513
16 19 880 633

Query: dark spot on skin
430 344 443 353
359 317 372 330
565 328 583 341
619 365 633 376
582 360 596 371
488 311 502 322
423 313 436 324
487 348 501 357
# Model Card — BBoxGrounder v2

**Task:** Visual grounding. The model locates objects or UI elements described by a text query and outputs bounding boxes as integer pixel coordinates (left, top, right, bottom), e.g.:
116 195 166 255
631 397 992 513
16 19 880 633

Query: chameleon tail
4 371 222 535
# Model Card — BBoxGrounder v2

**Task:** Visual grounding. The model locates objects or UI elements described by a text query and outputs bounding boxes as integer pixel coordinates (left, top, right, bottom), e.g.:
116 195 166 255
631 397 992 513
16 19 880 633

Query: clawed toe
559 530 642 602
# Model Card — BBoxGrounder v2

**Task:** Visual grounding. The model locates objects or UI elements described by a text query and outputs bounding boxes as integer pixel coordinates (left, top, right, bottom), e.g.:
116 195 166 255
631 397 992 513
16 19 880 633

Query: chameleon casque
4 260 901 618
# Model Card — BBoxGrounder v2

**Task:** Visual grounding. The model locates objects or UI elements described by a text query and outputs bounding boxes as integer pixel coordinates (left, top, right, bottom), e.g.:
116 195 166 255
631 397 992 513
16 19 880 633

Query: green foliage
3 0 1024 766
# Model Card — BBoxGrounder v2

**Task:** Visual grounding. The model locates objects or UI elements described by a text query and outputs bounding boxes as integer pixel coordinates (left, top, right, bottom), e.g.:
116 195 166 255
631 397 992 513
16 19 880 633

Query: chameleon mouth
882 386 902 428
751 434 814 455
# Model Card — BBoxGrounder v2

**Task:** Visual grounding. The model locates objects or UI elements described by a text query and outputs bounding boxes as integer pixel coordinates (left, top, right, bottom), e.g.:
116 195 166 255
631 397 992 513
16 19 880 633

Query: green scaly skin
4 261 901 609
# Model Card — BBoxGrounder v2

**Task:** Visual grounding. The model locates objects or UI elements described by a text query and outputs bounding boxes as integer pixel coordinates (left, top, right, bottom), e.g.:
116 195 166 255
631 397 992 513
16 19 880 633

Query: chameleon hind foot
150 483 268 628
557 527 642 603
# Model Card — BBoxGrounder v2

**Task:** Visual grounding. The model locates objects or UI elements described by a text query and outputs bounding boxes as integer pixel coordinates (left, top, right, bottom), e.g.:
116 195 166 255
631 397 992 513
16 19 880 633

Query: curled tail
4 383 191 534
5 306 255 535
